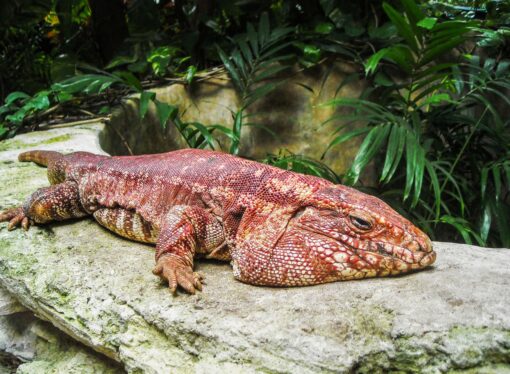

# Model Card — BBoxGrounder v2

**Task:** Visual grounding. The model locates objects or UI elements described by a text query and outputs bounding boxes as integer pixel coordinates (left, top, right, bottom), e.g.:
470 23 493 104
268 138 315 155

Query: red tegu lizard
0 149 436 294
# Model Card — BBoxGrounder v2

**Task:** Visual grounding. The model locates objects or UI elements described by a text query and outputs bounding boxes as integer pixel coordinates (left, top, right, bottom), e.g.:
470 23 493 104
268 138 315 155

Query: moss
0 134 72 152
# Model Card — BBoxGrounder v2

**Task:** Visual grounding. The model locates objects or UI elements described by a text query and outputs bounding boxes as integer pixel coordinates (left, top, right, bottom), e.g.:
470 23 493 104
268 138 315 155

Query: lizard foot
152 255 204 295
0 207 31 231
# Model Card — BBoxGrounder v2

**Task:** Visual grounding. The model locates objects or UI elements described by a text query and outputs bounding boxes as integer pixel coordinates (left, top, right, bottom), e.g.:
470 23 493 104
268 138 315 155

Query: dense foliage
0 0 509 247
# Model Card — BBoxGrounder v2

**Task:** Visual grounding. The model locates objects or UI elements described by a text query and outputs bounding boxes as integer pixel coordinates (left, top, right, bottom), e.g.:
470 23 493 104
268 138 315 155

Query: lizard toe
153 255 202 295
0 207 23 223
3 208 27 231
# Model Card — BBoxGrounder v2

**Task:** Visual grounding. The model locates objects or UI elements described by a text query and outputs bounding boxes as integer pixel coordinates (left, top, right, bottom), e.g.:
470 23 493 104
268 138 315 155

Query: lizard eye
349 214 373 231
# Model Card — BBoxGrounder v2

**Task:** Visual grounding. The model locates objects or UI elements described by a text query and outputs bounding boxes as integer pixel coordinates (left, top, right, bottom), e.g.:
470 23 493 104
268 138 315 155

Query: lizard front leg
152 205 225 295
0 181 88 231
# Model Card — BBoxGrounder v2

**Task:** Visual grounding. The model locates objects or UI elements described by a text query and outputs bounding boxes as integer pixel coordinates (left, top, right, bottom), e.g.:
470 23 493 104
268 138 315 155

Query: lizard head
282 184 436 283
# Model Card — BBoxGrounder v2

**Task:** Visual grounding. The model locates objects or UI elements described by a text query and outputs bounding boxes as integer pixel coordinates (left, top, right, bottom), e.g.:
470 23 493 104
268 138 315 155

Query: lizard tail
18 150 63 167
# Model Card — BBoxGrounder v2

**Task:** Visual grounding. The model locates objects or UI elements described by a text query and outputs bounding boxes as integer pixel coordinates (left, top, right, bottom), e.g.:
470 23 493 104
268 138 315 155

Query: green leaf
98 106 110 115
302 44 322 63
254 65 289 82
315 22 334 34
237 39 253 67
154 101 177 130
139 91 156 120
419 93 452 107
382 2 419 53
26 92 50 111
53 74 122 94
208 124 239 143
6 108 28 125
439 215 474 245
147 46 176 76
247 23 259 57
400 0 425 26
425 161 441 220
365 45 414 76
412 145 425 207
323 127 371 157
230 110 243 155
186 122 217 149
344 124 390 185
365 48 389 76
417 17 437 30
492 166 502 202
258 13 270 46
113 71 142 91
492 202 510 247
404 130 417 200
55 91 73 103
105 55 138 70
185 65 197 84
5 92 30 106
381 124 405 182
420 35 466 66
217 46 243 92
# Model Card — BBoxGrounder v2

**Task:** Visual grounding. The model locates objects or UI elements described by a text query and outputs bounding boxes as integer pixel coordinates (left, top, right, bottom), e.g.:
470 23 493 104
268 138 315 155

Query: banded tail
18 150 66 184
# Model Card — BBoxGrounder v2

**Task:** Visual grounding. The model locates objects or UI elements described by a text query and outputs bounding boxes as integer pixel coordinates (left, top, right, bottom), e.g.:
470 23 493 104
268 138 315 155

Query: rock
0 308 121 373
15 318 122 374
0 313 36 363
0 124 509 373
0 288 26 315
101 62 369 178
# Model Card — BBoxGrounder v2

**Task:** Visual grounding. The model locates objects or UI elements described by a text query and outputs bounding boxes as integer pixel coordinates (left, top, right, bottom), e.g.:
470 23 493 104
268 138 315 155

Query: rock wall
101 62 367 177
0 124 509 373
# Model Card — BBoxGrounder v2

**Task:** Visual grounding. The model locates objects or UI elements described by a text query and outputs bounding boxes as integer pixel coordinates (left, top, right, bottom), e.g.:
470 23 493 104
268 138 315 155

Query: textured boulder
0 124 509 373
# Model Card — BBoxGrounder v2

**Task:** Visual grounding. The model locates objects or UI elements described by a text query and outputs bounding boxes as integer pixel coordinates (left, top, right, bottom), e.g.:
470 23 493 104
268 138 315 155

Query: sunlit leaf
5 92 30 106
417 17 437 30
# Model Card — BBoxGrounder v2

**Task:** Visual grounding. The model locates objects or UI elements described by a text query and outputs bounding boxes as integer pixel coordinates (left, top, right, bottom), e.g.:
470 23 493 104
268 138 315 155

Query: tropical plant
217 12 295 155
323 0 510 247
262 149 341 183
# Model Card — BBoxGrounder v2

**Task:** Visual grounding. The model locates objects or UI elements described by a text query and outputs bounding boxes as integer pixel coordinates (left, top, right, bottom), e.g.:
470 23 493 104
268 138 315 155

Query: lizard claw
0 207 30 231
152 255 203 295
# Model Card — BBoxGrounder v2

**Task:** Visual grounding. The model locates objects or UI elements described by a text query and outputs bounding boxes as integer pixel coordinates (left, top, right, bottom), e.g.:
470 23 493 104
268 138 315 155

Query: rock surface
0 311 122 374
0 288 26 316
0 124 509 373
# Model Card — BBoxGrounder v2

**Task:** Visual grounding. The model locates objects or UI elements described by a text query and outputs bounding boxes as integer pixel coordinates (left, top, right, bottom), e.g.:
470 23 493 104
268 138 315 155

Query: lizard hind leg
93 208 158 244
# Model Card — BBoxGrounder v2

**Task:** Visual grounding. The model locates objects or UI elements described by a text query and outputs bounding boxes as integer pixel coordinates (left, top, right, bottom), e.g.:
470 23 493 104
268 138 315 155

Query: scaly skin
0 149 436 294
